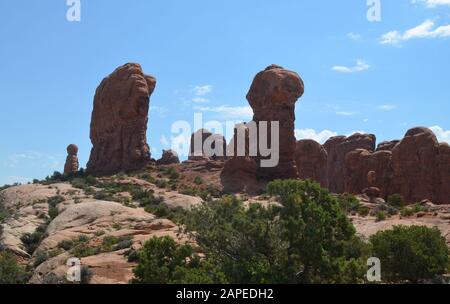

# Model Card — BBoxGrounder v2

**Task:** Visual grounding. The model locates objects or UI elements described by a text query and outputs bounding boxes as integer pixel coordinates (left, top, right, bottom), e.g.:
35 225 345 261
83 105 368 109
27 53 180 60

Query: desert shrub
337 193 360 213
48 206 59 220
194 176 203 185
47 195 64 207
375 211 386 222
358 206 370 217
155 179 168 189
0 252 28 284
180 186 199 197
20 223 48 254
80 266 93 284
387 194 405 208
93 190 117 202
33 250 49 268
58 239 75 251
71 243 99 258
0 205 14 223
145 204 170 218
165 167 180 180
370 225 449 283
400 203 426 217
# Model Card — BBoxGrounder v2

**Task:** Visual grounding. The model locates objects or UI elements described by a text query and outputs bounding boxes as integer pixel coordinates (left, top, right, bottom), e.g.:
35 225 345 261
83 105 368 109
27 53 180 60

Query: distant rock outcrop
156 150 180 165
64 144 79 175
323 133 376 193
294 140 328 187
391 127 442 204
86 63 156 175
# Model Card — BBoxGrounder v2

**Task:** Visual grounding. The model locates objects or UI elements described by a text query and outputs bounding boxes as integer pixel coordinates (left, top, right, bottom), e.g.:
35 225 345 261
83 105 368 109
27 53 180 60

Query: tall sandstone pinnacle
87 63 156 175
247 64 305 179
64 144 79 175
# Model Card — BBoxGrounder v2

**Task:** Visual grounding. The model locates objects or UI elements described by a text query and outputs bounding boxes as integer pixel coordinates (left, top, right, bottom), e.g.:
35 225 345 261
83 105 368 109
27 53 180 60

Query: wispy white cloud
380 20 450 45
336 111 358 116
194 105 253 121
192 97 210 103
192 85 213 96
347 32 362 41
378 104 398 111
332 60 370 73
295 129 338 144
3 152 62 170
430 125 450 143
412 0 450 7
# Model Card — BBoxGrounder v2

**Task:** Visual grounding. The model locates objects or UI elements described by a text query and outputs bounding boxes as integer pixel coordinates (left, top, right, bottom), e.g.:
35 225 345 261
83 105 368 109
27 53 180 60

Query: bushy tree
131 236 225 284
0 252 28 284
370 225 449 283
179 180 368 284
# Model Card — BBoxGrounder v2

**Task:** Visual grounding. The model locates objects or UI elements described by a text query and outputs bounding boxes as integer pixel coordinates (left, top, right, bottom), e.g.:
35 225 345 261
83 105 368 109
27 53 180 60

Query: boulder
64 144 79 175
156 150 180 165
86 63 156 175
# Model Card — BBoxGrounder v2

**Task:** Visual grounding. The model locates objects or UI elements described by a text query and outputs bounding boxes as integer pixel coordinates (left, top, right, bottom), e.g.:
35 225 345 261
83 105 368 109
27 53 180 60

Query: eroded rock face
246 64 304 179
344 149 393 198
294 140 328 187
156 150 180 166
391 127 441 204
376 140 400 151
438 143 450 204
87 63 156 175
324 133 376 193
64 144 79 175
221 157 259 193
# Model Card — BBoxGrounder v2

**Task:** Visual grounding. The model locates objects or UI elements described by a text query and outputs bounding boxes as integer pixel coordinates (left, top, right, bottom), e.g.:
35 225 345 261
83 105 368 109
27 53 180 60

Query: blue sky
1 0 449 185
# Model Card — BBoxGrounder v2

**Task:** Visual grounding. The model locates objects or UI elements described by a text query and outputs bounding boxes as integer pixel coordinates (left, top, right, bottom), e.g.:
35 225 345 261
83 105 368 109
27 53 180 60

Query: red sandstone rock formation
344 149 393 198
323 133 376 193
294 139 328 187
221 156 258 193
86 63 156 175
376 140 400 151
64 144 79 175
438 143 450 203
246 64 304 179
391 127 441 204
156 150 180 166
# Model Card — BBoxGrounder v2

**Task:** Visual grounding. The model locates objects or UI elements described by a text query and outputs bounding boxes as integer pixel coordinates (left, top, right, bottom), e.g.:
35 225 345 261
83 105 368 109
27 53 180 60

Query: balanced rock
64 144 79 175
438 143 450 203
86 63 156 175
324 133 376 193
294 139 328 187
156 150 180 166
246 64 304 179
